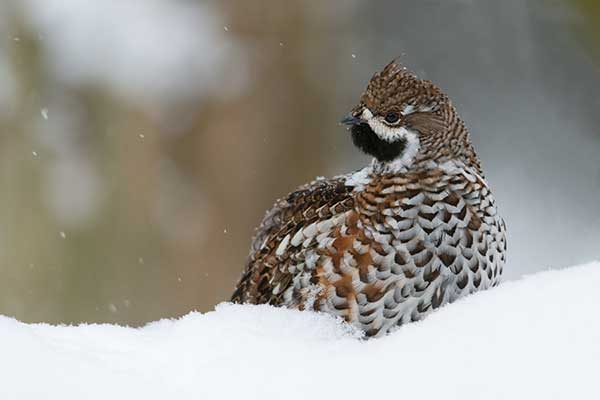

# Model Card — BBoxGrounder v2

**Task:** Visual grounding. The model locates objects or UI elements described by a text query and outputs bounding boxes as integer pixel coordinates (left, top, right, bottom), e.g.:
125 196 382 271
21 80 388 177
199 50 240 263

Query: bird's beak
340 114 362 126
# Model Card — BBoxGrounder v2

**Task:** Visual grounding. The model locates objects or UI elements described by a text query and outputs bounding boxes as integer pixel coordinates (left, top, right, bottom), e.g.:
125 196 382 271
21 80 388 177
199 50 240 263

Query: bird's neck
371 130 482 177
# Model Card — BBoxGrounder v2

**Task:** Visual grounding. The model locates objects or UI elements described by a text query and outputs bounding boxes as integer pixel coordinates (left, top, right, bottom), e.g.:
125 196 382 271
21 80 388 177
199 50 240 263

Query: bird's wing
231 176 355 305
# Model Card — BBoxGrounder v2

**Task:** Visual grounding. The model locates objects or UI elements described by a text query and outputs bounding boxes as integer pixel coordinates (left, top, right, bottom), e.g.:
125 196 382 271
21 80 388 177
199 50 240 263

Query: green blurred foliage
573 0 600 64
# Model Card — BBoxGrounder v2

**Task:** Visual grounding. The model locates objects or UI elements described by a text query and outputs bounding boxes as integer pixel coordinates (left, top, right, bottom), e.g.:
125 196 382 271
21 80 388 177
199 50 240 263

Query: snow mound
2 261 600 400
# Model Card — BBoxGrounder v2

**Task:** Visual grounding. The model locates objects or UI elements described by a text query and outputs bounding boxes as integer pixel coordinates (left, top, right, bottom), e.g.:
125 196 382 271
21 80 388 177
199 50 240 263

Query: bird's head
342 60 474 171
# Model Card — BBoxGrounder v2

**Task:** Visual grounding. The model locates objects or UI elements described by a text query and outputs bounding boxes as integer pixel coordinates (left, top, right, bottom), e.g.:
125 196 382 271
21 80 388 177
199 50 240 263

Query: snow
1 261 599 400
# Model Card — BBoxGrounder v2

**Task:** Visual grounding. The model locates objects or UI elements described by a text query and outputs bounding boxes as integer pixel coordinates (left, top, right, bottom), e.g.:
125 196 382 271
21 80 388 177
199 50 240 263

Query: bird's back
232 162 506 337
231 176 355 306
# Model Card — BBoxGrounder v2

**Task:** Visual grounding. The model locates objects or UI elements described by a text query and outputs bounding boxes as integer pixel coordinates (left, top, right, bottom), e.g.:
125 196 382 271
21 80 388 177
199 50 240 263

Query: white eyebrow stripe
402 104 414 115
364 104 431 119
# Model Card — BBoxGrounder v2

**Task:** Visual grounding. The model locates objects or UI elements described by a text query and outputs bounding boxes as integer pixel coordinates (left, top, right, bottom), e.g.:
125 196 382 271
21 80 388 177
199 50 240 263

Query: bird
231 59 506 338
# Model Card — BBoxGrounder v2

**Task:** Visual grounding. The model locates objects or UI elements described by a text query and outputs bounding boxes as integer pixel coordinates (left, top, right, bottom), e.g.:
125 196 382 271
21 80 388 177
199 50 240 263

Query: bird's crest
359 59 444 116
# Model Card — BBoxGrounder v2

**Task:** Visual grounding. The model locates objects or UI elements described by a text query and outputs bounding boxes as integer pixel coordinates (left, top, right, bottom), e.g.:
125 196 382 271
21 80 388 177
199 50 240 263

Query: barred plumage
232 60 506 337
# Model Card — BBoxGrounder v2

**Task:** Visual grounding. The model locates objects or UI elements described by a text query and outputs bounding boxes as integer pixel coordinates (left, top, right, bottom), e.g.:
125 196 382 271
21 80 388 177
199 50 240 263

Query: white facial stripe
361 108 411 142
391 132 420 170
360 107 420 171
368 118 411 142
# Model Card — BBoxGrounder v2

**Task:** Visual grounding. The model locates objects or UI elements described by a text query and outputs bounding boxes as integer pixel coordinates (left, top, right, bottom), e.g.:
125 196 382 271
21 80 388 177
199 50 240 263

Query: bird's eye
384 112 400 124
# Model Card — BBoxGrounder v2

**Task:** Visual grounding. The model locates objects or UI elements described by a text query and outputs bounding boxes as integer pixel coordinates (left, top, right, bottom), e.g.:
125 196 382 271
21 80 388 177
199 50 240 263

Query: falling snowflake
40 108 49 120
59 231 66 239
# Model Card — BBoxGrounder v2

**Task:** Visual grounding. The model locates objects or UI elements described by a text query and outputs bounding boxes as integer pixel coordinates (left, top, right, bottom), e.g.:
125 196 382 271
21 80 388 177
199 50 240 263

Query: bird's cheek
402 120 414 131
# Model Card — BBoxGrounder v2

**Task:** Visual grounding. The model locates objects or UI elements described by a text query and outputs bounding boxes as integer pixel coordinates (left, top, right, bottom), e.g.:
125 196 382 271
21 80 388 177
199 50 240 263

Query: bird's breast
298 168 506 336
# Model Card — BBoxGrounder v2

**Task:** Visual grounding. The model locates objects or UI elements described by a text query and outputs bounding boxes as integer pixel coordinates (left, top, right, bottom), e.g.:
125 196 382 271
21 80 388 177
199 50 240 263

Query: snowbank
2 261 599 400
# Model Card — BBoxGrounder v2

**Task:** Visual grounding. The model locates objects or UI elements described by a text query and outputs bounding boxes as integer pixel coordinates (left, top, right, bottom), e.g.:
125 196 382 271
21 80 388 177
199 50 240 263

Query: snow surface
2 261 599 400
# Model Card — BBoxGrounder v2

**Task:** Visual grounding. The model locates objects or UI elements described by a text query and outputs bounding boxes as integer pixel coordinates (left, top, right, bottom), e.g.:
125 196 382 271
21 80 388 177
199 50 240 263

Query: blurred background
0 0 598 325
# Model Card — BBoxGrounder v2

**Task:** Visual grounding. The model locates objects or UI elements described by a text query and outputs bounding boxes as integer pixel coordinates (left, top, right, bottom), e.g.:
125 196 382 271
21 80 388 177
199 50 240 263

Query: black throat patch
350 123 407 162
